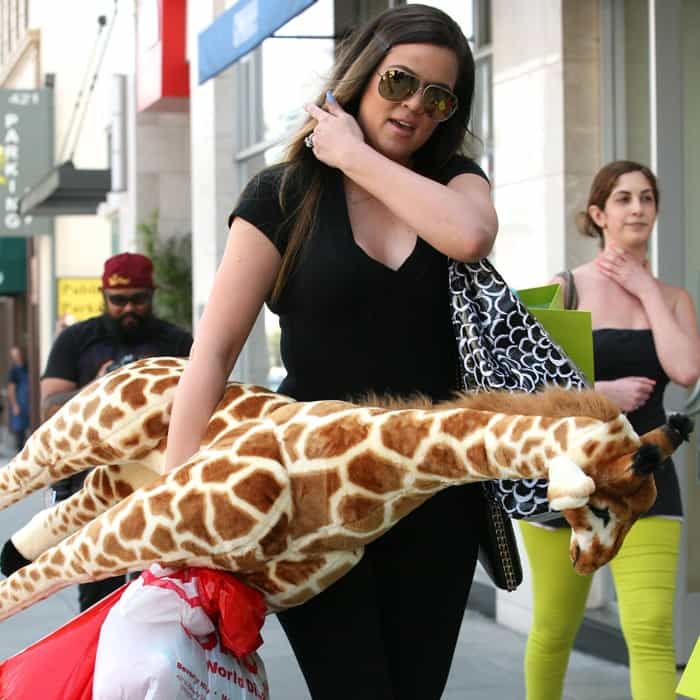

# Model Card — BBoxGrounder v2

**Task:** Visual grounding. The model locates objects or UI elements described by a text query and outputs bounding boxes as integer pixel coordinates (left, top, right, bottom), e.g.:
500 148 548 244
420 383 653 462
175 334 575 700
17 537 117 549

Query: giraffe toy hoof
0 538 31 577
546 455 595 511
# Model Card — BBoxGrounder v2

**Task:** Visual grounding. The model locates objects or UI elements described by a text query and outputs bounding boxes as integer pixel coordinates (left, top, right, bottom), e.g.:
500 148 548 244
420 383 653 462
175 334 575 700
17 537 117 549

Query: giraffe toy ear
546 456 595 511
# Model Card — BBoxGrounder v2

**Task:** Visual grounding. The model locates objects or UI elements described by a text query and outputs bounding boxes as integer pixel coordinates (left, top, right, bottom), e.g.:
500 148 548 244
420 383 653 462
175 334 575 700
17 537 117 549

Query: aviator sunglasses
377 67 458 122
104 291 153 307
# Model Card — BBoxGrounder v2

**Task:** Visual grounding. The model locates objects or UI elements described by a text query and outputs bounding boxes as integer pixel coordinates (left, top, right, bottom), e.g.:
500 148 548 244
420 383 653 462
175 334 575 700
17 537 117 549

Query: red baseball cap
102 253 155 290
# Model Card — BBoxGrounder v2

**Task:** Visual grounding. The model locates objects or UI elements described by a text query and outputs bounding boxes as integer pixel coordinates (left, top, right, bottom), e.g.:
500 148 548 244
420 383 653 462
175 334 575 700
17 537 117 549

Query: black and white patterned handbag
449 258 589 520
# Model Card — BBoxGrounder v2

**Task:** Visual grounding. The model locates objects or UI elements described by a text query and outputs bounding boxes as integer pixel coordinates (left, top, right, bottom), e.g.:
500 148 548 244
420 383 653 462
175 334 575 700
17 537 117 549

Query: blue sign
198 0 317 84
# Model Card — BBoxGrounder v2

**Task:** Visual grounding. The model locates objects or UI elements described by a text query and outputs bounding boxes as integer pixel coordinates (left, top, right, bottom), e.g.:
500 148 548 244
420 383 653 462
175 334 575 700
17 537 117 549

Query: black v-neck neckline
335 171 420 274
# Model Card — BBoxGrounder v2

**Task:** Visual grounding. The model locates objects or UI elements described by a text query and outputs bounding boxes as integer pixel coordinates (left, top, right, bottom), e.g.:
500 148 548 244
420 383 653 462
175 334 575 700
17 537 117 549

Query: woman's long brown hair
266 4 476 302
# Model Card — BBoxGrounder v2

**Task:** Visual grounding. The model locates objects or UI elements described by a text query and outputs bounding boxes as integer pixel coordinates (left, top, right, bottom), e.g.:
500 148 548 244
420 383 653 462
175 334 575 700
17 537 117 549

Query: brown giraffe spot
241 570 284 595
99 405 126 430
151 525 177 552
583 440 599 458
176 491 216 545
234 395 273 420
269 403 304 425
114 480 134 499
306 401 352 417
522 437 541 455
95 553 119 569
55 416 67 431
82 397 101 422
121 378 149 410
94 444 123 463
289 470 341 536
413 478 440 492
69 402 80 414
59 465 75 476
218 383 245 405
466 441 490 472
510 416 534 442
21 445 30 460
148 492 175 519
338 495 384 531
50 550 65 566
234 471 284 513
491 416 512 439
381 413 432 458
495 445 516 468
104 373 130 393
55 438 71 452
71 561 87 575
554 422 569 451
305 415 370 459
203 417 229 444
347 451 403 494
300 533 368 554
40 430 51 451
172 464 195 486
539 417 556 430
29 569 40 582
210 492 257 541
139 547 161 560
238 430 282 462
119 503 147 540
144 367 173 376
201 458 239 483
43 566 60 578
82 495 96 512
14 467 30 480
574 417 598 429
86 427 100 443
181 540 210 556
121 434 140 449
152 376 180 394
154 358 182 367
144 412 169 439
441 410 491 440
417 444 466 478
259 513 290 556
261 399 295 416
213 424 256 449
275 557 325 585
22 581 35 593
545 446 557 460
391 493 429 520
282 423 304 461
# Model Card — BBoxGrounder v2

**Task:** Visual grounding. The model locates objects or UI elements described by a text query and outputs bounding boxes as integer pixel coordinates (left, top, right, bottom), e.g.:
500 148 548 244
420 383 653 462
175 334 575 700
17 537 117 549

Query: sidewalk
0 454 646 699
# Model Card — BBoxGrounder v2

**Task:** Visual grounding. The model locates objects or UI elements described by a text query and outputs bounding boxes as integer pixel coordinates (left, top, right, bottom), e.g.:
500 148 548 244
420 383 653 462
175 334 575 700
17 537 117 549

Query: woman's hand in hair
304 93 365 170
596 247 656 299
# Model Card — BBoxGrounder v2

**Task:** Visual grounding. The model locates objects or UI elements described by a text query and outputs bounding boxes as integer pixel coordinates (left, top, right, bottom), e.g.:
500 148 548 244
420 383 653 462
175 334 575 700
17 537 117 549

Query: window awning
198 0 317 84
19 161 111 217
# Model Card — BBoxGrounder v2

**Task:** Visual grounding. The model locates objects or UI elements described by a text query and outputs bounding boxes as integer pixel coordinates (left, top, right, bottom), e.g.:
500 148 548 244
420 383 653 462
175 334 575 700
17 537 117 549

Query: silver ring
304 133 314 149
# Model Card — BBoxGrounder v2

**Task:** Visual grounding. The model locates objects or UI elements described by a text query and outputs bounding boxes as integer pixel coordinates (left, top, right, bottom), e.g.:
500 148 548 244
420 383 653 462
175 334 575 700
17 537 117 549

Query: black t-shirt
230 156 488 403
43 315 193 388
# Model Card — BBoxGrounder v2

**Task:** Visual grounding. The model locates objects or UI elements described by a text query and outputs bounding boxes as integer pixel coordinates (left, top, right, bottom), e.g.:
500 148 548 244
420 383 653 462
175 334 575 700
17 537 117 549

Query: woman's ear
588 204 606 230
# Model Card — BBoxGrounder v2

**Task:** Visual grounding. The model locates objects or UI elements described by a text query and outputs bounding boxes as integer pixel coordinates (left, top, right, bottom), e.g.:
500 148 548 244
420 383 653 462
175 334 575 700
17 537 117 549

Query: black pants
12 429 26 452
277 484 482 700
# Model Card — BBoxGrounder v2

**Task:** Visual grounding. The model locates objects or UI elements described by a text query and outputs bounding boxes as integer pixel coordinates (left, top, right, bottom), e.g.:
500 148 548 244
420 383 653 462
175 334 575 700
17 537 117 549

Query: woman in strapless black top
520 161 700 700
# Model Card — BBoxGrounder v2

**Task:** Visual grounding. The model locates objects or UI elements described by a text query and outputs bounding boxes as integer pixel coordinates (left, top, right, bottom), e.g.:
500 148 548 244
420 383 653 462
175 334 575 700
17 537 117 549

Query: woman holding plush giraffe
521 160 700 700
164 4 497 699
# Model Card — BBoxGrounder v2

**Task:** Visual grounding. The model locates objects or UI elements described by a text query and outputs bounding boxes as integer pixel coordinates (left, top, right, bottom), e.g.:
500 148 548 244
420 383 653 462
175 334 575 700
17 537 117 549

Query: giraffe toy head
559 413 691 573
0 359 691 623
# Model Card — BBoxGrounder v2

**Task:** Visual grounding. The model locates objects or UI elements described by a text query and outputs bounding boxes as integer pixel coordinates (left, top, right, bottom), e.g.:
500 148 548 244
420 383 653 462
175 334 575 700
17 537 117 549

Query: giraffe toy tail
0 357 187 511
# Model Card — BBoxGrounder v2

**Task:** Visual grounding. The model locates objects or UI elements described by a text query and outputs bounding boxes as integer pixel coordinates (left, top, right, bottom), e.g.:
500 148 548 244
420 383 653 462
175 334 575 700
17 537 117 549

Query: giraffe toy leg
0 438 293 621
5 463 158 568
0 358 182 510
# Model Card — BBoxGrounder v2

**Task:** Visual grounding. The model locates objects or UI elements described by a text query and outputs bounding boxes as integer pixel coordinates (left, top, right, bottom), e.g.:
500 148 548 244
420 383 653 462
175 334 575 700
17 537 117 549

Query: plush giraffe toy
0 357 691 620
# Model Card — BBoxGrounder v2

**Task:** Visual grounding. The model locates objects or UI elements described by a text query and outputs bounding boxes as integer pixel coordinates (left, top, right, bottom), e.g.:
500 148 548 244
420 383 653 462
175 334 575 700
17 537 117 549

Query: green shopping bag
516 283 595 385
678 637 700 699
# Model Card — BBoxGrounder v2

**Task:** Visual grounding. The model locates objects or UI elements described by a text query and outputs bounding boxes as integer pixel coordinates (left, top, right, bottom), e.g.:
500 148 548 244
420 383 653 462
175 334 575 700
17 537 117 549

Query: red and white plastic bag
93 564 269 700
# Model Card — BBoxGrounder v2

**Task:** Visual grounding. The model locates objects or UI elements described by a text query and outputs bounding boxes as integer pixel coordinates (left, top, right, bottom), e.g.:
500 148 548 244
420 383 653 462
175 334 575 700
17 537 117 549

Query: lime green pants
520 517 681 700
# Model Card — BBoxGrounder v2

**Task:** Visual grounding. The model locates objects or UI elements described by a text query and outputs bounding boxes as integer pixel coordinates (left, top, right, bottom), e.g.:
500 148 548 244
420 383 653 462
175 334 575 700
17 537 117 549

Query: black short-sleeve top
229 156 488 403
